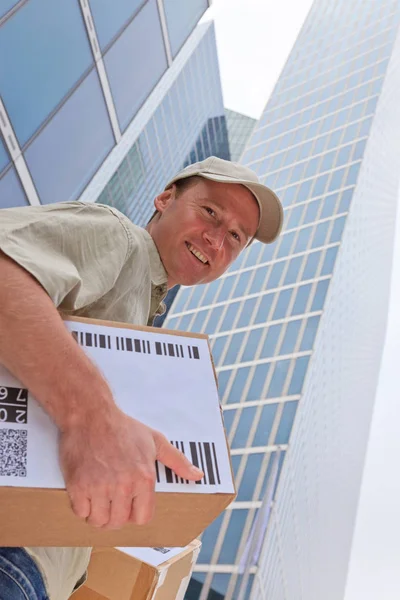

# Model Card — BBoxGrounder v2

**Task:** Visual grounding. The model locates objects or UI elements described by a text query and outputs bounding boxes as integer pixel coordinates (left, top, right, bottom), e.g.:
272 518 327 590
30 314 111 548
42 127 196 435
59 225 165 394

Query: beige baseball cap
165 156 284 244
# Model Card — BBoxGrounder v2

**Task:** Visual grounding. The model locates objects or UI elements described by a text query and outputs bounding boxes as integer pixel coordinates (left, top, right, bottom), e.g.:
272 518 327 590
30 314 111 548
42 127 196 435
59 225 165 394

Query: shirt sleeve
0 201 132 310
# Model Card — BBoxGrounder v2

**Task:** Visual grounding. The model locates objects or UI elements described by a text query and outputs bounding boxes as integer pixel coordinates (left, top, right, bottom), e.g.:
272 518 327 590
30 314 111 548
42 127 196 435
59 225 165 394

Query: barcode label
156 441 221 486
0 387 28 424
72 330 200 360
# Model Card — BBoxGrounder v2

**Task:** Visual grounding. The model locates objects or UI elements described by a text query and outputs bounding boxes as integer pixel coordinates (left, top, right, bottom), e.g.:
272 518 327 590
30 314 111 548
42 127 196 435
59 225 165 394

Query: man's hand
60 407 204 529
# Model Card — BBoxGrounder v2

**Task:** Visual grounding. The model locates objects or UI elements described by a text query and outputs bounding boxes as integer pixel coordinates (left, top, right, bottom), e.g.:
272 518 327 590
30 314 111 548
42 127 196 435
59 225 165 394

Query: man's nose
203 227 226 251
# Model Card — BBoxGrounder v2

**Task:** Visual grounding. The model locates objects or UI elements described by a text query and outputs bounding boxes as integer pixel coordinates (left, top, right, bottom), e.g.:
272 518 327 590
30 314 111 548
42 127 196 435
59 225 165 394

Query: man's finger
106 491 134 530
86 496 111 528
68 489 91 520
130 490 156 525
155 435 204 481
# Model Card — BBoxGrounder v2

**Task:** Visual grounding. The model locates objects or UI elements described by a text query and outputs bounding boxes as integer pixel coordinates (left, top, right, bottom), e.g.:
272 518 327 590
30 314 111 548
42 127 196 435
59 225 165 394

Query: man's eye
204 207 216 217
230 231 240 242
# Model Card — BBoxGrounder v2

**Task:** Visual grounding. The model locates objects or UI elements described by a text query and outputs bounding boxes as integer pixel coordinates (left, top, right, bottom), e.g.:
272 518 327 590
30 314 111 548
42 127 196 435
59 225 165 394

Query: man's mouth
185 242 209 265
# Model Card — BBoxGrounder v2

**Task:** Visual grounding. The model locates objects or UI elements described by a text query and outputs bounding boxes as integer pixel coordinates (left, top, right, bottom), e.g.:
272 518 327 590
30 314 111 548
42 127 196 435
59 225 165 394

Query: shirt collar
141 228 168 286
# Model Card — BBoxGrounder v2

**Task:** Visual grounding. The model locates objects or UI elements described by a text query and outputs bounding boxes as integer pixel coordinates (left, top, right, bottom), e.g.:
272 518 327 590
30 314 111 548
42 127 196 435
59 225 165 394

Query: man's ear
154 185 176 214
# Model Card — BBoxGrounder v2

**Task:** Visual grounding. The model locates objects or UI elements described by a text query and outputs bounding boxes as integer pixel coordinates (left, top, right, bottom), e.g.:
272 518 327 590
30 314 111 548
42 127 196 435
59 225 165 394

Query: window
321 246 339 275
328 167 346 192
186 285 206 310
291 284 312 315
346 162 361 186
233 271 252 298
191 310 209 333
353 138 367 161
224 332 246 365
243 241 262 268
267 360 291 398
260 324 282 358
320 150 336 173
0 137 9 174
311 221 330 248
218 370 232 402
312 173 329 197
243 329 263 362
300 315 320 350
321 193 338 218
218 510 248 564
198 512 224 563
249 266 269 294
231 407 257 449
280 320 302 355
0 167 28 208
202 279 222 306
25 70 114 204
330 215 346 243
336 144 352 168
0 0 93 145
178 314 193 331
272 288 293 320
287 205 304 229
221 408 236 437
267 262 285 289
254 293 274 324
338 188 353 212
275 401 299 444
237 454 264 501
311 279 330 311
304 157 320 179
288 356 310 394
294 227 312 253
261 241 277 263
297 179 313 203
205 306 224 335
211 336 228 366
303 200 320 224
220 302 241 331
247 363 271 401
227 367 251 404
277 232 295 258
104 0 168 130
284 256 303 285
237 297 257 328
303 251 321 279
253 404 278 445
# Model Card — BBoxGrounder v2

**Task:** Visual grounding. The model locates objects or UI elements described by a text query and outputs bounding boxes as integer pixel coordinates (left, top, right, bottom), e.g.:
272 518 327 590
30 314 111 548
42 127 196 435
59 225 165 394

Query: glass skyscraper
0 0 219 215
164 1 400 598
225 110 256 163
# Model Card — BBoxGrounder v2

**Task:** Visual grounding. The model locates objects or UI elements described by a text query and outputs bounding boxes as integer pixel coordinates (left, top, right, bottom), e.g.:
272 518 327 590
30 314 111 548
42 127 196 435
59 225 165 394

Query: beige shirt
0 201 168 600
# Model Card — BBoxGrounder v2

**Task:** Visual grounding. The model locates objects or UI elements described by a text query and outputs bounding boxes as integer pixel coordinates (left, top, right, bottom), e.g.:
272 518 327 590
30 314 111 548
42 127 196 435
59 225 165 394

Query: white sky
200 1 400 598
201 0 314 119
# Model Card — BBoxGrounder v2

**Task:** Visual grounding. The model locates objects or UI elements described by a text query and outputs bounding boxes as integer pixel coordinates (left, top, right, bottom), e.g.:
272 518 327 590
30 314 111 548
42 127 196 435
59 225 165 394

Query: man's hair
148 175 201 224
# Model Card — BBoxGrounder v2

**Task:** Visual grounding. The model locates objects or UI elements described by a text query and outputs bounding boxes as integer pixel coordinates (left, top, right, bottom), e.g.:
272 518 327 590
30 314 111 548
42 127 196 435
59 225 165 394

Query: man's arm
0 252 202 529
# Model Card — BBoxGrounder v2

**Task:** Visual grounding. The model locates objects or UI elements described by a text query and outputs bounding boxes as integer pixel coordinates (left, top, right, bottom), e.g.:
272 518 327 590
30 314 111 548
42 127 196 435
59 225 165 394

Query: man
0 157 283 599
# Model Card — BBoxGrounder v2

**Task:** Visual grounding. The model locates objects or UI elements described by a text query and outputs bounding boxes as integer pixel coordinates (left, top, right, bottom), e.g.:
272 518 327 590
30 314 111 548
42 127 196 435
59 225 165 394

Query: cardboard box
73 540 201 600
0 317 236 546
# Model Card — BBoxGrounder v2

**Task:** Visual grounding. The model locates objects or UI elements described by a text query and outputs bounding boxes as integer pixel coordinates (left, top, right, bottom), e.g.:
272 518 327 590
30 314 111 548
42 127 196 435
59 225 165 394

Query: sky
201 0 314 119
200 1 400 598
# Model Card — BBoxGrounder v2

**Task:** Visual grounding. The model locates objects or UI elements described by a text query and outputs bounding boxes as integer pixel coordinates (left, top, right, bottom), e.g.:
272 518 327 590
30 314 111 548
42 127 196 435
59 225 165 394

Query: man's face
147 177 260 287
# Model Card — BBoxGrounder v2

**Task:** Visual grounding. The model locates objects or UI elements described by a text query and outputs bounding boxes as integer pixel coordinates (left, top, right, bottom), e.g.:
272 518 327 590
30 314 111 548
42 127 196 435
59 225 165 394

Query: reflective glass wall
0 0 210 208
165 1 400 598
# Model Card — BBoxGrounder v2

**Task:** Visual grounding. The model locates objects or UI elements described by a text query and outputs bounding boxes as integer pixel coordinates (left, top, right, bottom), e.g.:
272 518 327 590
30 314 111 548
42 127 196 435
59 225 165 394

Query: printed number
0 408 7 422
16 410 26 424
16 389 26 402
0 388 8 402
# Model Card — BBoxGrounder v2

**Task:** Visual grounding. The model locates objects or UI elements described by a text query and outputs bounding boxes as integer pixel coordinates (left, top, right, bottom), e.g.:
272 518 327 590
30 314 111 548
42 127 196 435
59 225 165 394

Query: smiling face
146 177 260 288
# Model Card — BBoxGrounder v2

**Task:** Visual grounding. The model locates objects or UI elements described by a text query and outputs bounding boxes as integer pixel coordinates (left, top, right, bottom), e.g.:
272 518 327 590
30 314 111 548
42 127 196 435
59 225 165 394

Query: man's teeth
187 243 208 264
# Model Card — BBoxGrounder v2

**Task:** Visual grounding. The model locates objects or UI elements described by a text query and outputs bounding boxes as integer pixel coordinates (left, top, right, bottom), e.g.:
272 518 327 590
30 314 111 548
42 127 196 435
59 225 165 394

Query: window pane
221 302 240 331
171 287 190 313
0 0 93 145
243 241 262 268
164 0 208 57
237 454 264 501
291 284 312 315
303 200 320 224
237 298 257 328
247 363 270 401
221 408 236 437
311 279 330 311
267 360 291 398
249 266 269 294
231 406 257 449
202 279 222 306
272 288 293 320
288 356 310 395
90 0 145 50
211 336 228 366
0 167 28 208
267 262 285 289
224 332 246 365
206 306 224 334
218 370 232 401
104 0 167 131
253 404 278 446
25 70 114 204
321 246 339 275
254 293 274 324
280 320 302 355
233 270 252 297
243 329 263 362
227 367 251 404
198 512 224 562
294 227 312 253
260 324 282 358
346 162 361 186
300 315 320 351
186 285 206 310
191 310 209 333
218 510 248 563
287 205 304 229
330 216 346 243
217 275 236 302
0 136 9 173
277 232 295 258
275 401 298 444
328 167 346 192
284 256 303 285
338 188 353 212
303 251 321 280
320 193 338 218
0 1 19 18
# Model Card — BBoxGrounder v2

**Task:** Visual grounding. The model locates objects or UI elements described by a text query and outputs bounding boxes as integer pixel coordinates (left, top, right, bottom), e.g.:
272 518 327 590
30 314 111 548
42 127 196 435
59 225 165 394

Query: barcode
0 429 27 477
156 441 220 486
0 386 28 424
152 547 171 555
72 330 200 360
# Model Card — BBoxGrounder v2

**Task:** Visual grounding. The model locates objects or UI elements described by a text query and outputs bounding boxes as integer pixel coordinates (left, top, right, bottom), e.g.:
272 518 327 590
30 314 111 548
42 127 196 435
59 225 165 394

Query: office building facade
164 1 400 598
0 0 221 217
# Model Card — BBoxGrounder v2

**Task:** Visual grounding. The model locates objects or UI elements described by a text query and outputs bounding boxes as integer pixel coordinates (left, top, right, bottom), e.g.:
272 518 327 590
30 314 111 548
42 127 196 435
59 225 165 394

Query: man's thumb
155 435 204 481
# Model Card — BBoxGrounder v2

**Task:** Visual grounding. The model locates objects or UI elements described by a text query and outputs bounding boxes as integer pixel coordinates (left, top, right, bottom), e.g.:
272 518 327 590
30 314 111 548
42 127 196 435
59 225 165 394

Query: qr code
0 429 27 477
